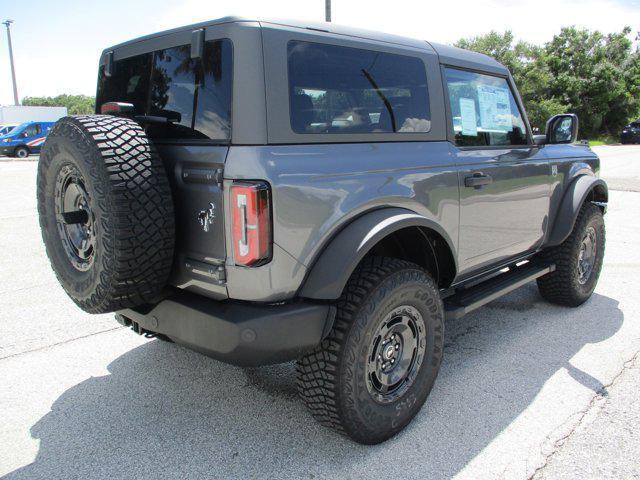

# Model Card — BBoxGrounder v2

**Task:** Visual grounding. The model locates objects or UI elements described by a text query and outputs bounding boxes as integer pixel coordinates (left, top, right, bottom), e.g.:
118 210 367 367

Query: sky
0 0 639 105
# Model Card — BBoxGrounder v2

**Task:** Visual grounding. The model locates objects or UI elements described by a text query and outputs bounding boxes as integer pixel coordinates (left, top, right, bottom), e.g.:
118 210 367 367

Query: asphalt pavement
0 146 638 479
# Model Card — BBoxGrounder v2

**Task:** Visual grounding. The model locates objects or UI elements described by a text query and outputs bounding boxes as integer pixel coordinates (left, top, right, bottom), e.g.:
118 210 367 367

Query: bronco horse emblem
197 203 216 232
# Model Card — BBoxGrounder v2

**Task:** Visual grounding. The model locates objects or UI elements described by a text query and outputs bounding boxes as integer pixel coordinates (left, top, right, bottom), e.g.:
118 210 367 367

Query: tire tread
37 115 175 313
296 257 435 439
537 202 605 306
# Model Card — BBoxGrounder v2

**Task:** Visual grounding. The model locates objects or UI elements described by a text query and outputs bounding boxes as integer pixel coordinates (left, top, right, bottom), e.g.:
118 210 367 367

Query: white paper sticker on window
459 97 478 136
477 84 512 132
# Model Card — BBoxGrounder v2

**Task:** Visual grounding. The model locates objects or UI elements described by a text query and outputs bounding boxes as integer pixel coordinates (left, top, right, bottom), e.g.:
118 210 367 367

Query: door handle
464 173 493 189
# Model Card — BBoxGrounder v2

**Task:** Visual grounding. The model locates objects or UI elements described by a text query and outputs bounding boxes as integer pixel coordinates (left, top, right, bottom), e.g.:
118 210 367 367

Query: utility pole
325 0 331 22
3 20 20 106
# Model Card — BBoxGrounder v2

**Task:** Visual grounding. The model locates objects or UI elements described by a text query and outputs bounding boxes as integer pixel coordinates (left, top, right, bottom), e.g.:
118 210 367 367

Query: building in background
0 105 67 125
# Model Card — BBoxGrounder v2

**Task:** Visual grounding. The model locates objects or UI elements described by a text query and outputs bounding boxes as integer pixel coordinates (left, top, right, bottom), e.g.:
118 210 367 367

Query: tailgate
157 144 228 299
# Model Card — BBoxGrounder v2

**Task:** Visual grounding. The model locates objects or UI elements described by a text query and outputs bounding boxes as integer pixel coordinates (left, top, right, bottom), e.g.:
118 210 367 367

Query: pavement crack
0 281 57 297
0 326 125 360
528 349 640 479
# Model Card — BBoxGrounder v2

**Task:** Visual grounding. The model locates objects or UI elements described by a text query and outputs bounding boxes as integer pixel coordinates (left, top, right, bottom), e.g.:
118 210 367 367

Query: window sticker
459 97 478 136
477 84 512 132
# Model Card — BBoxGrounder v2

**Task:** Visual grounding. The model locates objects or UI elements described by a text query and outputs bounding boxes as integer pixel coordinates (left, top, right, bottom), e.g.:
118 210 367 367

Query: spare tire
37 115 175 314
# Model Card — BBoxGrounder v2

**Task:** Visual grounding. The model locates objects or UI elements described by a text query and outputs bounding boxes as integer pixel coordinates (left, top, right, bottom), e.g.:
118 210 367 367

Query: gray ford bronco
37 17 608 444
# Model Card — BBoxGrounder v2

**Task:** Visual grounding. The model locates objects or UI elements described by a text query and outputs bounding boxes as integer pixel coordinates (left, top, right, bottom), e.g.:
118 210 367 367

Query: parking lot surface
0 146 638 479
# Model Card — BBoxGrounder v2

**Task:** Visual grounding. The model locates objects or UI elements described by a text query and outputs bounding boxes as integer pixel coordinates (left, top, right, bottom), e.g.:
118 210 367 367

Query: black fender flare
299 208 457 300
547 175 608 247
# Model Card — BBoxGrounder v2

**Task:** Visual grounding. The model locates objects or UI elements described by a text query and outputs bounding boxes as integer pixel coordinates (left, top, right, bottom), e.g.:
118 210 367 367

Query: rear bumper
117 290 335 367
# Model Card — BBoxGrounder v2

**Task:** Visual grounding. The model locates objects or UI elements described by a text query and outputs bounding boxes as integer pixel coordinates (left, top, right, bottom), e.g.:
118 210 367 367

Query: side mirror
546 114 579 144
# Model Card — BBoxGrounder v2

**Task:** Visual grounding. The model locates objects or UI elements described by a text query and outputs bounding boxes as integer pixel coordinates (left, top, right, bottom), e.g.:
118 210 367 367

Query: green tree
22 94 95 115
456 31 531 78
544 26 639 136
456 31 568 131
456 27 640 137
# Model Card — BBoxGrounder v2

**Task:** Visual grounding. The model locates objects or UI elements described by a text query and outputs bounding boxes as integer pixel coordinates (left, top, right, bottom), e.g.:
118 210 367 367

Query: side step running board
444 262 555 320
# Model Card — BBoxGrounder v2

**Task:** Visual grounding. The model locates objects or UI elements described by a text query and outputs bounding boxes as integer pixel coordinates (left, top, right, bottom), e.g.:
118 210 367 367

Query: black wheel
37 115 175 314
297 257 444 444
537 203 605 306
15 146 29 158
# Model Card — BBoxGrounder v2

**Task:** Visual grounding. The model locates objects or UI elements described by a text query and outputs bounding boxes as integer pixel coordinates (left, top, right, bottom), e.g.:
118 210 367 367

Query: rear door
443 67 551 277
96 31 233 298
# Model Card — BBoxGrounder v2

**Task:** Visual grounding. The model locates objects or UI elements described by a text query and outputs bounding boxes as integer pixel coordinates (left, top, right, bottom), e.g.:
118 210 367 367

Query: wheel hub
383 343 396 361
577 226 597 284
366 305 426 404
54 165 96 271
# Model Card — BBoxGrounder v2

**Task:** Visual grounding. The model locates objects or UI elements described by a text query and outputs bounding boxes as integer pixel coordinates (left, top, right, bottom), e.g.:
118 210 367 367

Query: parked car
0 121 54 158
0 124 18 136
36 17 607 444
620 120 640 144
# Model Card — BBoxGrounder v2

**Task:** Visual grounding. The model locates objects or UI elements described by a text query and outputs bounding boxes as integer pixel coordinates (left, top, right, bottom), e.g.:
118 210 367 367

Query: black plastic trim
445 262 555 320
547 176 608 247
118 291 335 366
300 207 457 300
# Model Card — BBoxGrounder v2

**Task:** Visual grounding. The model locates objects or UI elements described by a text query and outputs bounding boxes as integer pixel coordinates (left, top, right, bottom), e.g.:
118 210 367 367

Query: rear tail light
231 181 272 266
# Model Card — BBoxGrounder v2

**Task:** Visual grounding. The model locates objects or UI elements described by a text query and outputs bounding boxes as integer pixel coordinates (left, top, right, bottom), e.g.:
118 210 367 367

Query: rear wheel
14 146 29 158
297 257 444 444
537 202 605 306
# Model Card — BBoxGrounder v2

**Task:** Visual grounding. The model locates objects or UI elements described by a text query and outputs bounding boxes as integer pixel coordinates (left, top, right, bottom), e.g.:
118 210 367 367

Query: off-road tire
37 115 175 314
15 146 29 158
297 257 444 444
537 202 605 306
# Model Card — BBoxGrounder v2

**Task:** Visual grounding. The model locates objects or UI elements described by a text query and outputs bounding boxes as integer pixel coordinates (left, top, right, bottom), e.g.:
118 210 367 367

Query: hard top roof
103 16 508 75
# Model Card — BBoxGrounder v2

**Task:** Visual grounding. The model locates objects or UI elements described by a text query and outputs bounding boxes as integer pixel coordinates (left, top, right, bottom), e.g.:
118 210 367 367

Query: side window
444 68 528 147
287 41 431 134
23 125 39 137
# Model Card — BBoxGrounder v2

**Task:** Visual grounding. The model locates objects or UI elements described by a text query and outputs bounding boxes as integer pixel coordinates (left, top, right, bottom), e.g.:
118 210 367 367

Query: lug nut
395 345 399 350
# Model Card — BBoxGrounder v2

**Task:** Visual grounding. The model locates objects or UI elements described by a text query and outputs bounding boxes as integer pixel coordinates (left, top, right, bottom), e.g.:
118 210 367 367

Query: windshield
0 125 17 136
1 123 27 136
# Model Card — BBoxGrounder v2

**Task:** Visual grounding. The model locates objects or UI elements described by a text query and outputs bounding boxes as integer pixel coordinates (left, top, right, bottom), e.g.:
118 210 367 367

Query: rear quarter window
287 41 431 135
97 39 232 142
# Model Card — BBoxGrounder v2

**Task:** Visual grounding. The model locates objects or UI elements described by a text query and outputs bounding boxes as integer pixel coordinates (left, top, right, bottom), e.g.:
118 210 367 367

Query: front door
443 67 551 276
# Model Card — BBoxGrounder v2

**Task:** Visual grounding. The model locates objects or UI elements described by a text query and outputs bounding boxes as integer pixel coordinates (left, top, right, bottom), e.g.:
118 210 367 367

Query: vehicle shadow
2 285 623 480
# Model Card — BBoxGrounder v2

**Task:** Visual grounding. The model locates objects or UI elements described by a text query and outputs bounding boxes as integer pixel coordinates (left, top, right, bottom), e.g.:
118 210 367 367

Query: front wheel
297 257 444 444
537 202 605 306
